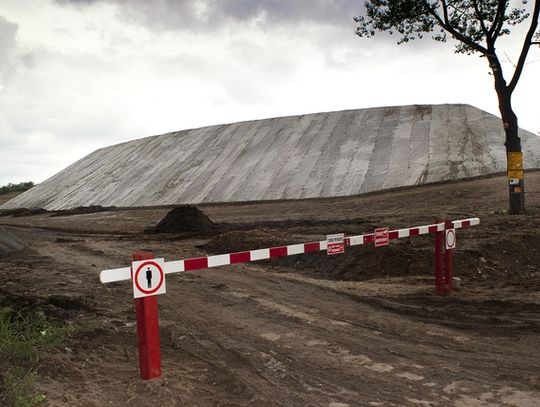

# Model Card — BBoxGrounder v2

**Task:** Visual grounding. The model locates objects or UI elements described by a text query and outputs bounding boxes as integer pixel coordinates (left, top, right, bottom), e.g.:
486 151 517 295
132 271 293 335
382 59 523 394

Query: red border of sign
134 261 164 295
446 229 456 249
327 242 344 255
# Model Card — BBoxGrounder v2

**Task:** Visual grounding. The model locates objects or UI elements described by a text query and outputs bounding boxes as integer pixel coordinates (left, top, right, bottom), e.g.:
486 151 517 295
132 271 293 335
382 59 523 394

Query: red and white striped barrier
100 217 479 284
100 217 479 380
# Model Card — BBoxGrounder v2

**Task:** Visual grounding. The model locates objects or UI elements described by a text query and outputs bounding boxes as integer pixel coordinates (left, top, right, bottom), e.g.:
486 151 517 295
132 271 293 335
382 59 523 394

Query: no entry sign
132 258 167 299
374 227 389 247
327 233 345 255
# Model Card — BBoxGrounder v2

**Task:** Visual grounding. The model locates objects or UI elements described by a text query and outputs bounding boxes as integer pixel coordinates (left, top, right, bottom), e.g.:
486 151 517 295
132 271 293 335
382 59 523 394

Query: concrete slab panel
2 104 540 210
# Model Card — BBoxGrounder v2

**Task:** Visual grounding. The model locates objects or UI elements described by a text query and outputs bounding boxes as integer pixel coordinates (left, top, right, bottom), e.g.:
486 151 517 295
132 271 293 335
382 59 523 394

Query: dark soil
200 210 540 287
200 229 434 281
50 205 116 217
149 205 217 233
0 172 539 406
0 225 25 256
0 207 48 217
0 205 117 218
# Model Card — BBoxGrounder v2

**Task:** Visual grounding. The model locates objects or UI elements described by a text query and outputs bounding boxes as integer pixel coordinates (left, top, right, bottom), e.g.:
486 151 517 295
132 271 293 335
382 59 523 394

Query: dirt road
1 172 539 406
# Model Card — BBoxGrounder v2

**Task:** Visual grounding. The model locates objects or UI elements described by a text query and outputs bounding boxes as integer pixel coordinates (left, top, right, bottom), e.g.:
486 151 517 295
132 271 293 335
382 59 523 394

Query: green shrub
0 182 35 195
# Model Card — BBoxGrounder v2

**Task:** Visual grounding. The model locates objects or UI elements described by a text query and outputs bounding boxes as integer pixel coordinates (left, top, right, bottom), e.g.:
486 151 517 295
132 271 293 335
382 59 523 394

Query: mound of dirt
151 205 216 233
0 226 25 256
202 229 293 254
202 229 434 280
201 215 540 286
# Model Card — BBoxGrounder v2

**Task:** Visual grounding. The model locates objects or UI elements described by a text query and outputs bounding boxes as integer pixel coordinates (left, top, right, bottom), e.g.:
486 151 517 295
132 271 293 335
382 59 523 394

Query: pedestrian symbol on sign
146 267 152 288
132 259 167 299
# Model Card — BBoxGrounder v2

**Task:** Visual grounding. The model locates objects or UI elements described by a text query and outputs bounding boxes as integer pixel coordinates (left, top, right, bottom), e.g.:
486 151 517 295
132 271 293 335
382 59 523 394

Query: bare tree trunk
500 98 525 215
490 56 525 214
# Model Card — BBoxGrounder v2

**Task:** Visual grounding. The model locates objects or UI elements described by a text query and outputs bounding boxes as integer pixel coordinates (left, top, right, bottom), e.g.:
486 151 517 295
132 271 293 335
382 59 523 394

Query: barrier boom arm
100 217 479 284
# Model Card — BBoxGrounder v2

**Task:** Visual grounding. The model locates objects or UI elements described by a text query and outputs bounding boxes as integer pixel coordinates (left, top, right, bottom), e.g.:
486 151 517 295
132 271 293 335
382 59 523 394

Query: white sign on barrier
327 233 345 255
132 258 167 299
445 228 456 250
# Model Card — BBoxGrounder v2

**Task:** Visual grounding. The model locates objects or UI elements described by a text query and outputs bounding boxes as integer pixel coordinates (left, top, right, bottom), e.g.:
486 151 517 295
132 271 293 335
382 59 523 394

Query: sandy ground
1 172 539 406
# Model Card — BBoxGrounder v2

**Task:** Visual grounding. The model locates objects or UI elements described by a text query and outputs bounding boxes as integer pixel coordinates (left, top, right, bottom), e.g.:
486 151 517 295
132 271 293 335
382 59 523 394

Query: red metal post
434 219 444 295
444 220 454 295
133 251 162 380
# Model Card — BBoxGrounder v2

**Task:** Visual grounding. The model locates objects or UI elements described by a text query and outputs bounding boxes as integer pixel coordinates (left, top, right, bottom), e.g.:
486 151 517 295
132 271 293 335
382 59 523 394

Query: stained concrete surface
3 104 540 210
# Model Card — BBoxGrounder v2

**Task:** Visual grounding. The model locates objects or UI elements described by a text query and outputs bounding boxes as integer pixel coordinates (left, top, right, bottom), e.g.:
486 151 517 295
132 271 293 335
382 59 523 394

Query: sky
0 0 539 186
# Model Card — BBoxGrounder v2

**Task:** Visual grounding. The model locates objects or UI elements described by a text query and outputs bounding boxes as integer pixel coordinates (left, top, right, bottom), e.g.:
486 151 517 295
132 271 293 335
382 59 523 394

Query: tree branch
440 0 449 23
489 0 508 40
508 0 540 93
429 4 489 55
471 0 489 37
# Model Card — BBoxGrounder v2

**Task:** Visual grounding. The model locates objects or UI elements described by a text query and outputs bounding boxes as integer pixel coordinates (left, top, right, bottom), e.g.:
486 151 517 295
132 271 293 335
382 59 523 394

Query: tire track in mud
2 173 540 406
159 265 540 405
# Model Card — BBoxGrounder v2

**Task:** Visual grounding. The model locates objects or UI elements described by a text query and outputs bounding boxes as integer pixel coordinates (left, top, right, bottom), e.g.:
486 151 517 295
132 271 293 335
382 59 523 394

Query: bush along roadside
0 182 34 195
0 307 74 406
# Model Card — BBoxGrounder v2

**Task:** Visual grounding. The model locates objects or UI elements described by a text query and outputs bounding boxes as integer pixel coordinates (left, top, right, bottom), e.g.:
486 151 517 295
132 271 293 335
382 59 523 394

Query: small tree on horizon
354 0 540 214
0 181 35 195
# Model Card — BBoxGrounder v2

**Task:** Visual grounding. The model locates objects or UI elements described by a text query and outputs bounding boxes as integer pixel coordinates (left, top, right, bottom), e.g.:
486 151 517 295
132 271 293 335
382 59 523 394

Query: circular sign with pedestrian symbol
132 258 167 298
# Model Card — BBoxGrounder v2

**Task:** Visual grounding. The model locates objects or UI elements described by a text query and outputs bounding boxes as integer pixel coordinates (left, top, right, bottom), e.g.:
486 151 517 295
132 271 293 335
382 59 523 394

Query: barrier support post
133 252 162 380
434 219 444 295
444 220 454 295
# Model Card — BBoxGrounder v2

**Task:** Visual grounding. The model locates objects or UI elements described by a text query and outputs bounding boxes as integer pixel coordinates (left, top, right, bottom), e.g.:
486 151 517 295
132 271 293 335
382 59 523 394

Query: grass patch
0 307 74 406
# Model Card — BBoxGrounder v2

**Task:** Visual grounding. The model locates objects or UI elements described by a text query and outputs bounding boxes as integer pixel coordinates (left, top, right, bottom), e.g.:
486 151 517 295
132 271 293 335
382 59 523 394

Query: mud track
1 172 539 406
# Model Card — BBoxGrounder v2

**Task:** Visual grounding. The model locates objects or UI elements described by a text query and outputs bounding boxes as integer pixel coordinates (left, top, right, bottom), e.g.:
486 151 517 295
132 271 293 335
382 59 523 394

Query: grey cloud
0 15 18 71
55 0 361 31
20 53 36 69
210 0 360 25
54 0 99 5
0 16 25 98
